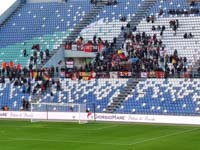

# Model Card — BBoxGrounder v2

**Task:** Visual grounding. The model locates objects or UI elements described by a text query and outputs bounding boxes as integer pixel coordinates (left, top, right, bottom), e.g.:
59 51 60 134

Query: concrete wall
65 50 96 58
0 0 21 25
44 48 65 68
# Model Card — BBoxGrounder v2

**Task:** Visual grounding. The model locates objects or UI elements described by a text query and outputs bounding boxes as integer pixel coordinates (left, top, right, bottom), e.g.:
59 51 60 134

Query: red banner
119 72 132 77
155 71 165 78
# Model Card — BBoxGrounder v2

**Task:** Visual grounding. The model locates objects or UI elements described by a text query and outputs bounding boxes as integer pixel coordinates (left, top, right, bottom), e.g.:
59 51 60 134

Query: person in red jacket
2 62 6 70
16 63 22 71
9 61 14 69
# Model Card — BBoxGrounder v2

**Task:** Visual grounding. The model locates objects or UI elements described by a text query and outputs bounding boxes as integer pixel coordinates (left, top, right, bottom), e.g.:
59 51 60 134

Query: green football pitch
0 120 200 150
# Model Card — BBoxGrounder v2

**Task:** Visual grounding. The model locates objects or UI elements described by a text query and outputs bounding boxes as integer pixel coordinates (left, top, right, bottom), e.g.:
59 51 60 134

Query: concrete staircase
105 78 140 113
41 2 105 67
64 3 105 42
115 0 157 49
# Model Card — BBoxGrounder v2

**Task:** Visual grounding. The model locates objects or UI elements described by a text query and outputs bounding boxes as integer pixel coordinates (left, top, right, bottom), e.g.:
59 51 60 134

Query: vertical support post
46 104 48 120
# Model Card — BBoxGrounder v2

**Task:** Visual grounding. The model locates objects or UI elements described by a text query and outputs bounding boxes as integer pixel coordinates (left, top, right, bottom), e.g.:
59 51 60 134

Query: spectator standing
40 51 44 60
45 49 49 57
16 63 22 72
23 49 27 57
9 61 14 70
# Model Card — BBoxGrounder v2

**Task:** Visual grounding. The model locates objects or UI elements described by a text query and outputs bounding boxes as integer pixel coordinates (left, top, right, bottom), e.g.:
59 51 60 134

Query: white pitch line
129 128 199 146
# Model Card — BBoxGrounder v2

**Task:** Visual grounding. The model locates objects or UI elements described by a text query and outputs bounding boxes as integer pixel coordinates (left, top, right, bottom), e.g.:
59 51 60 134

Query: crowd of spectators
66 30 189 78
1 1 199 78
2 45 61 109
0 60 62 110
65 32 190 78
2 0 200 111
62 7 200 78
118 18 191 77
1 64 56 80
65 35 116 53
1 61 22 81
25 44 50 68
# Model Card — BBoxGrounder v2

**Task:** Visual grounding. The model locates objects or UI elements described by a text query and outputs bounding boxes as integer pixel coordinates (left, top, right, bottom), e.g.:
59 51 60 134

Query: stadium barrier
1 111 200 125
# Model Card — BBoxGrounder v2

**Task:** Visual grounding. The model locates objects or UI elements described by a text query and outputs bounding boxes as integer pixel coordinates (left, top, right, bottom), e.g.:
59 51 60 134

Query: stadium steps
105 79 140 113
40 3 105 68
115 0 157 49
64 3 105 42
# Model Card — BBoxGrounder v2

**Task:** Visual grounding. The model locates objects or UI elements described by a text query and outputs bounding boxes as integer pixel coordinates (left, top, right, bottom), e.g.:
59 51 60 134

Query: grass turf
0 120 199 150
